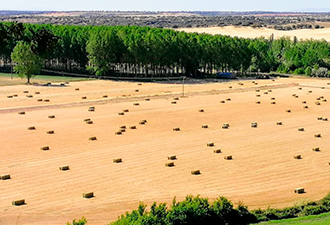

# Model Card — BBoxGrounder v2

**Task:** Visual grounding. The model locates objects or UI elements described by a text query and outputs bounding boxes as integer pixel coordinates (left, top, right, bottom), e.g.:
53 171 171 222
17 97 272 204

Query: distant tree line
0 21 329 80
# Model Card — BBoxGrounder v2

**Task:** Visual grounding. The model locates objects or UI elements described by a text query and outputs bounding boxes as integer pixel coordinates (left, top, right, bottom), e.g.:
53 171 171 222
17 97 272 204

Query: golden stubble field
176 26 330 41
0 77 330 225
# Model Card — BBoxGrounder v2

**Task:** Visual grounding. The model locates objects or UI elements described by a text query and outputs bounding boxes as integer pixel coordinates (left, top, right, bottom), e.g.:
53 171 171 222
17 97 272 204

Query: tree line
0 21 330 82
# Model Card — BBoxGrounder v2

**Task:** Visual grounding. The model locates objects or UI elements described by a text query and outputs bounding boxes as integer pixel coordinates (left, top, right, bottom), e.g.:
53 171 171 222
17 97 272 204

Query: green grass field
260 212 330 225
0 72 92 86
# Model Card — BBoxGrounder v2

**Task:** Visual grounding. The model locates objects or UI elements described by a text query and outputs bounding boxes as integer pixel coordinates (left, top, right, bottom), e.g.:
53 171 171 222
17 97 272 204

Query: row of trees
0 22 330 83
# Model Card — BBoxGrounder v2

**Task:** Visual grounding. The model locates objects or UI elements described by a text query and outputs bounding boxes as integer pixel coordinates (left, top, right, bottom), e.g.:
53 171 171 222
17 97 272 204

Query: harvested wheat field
177 26 330 41
1 76 330 225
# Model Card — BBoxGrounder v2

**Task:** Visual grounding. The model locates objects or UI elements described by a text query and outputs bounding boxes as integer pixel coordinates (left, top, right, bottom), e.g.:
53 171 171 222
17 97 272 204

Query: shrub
67 217 87 225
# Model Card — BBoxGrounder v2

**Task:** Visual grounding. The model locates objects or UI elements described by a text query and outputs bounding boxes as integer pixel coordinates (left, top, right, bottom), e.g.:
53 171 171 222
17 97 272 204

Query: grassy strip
260 211 330 224
0 73 92 86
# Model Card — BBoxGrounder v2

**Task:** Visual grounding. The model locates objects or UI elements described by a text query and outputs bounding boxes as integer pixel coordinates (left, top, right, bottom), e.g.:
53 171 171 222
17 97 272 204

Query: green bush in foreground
69 193 330 225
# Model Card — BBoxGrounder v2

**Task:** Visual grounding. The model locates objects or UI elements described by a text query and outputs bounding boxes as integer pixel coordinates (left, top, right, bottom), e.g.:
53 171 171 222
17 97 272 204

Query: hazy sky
1 0 330 12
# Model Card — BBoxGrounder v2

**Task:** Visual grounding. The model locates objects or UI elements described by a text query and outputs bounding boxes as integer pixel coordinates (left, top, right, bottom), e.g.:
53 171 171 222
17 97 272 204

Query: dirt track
1 77 330 225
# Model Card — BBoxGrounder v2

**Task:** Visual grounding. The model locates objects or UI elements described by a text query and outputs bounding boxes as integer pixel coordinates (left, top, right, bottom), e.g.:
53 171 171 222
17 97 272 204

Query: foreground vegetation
1 21 330 83
68 193 330 225
261 212 330 224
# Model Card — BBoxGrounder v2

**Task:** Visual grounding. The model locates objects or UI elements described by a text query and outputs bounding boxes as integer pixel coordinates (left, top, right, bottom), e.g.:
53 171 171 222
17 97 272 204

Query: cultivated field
1 76 330 225
177 26 330 41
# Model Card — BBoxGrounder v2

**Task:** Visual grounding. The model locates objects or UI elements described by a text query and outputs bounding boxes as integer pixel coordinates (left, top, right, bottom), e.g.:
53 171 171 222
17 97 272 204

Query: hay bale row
83 192 94 198
113 158 122 163
59 166 70 171
1 174 11 180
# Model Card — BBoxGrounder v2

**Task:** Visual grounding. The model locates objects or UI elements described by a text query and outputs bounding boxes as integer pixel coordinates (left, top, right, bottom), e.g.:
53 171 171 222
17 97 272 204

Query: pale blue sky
1 0 330 12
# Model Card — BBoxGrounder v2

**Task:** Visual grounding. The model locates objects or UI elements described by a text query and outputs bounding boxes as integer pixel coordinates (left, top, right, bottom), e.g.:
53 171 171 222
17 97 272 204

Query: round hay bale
322 99 327 102
214 149 222 153
44 99 50 102
130 126 137 130
303 106 309 109
123 109 129 112
256 95 261 97
238 82 244 85
75 88 80 91
174 97 179 100
28 126 36 130
312 147 320 152
168 155 177 160
115 131 122 135
316 97 321 100
135 89 139 92
41 146 50 151
222 124 229 129
1 174 11 180
138 83 142 86
276 121 282 125
89 136 97 141
7 95 13 98
133 103 140 106
82 96 87 99
48 115 55 119
84 118 91 122
317 117 323 120
271 101 276 104
59 166 70 171
207 142 214 147
251 122 258 128
308 91 313 93
26 95 33 98
191 170 201 175
199 109 204 112
202 124 208 129
294 95 299 98
302 101 307 104
298 87 302 90
139 120 147 125
286 109 291 113
268 90 272 92
103 95 108 98
315 102 321 105
83 192 94 198
23 91 29 93
118 112 125 116
12 199 25 206
298 127 304 131
60 83 65 86
113 158 122 163
294 155 302 159
13 94 18 97
322 117 328 121
37 99 43 102
294 188 305 194
86 120 93 124
171 101 177 104
256 101 261 104
120 129 126 132
315 133 322 138
255 90 260 92
35 92 40 94
226 98 231 101
47 130 55 134
88 107 95 111
264 92 268 94
120 125 126 129
173 127 180 131
228 86 232 89
18 111 25 115
165 162 175 167
224 155 233 160
145 98 150 101
220 100 226 104
271 97 276 100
